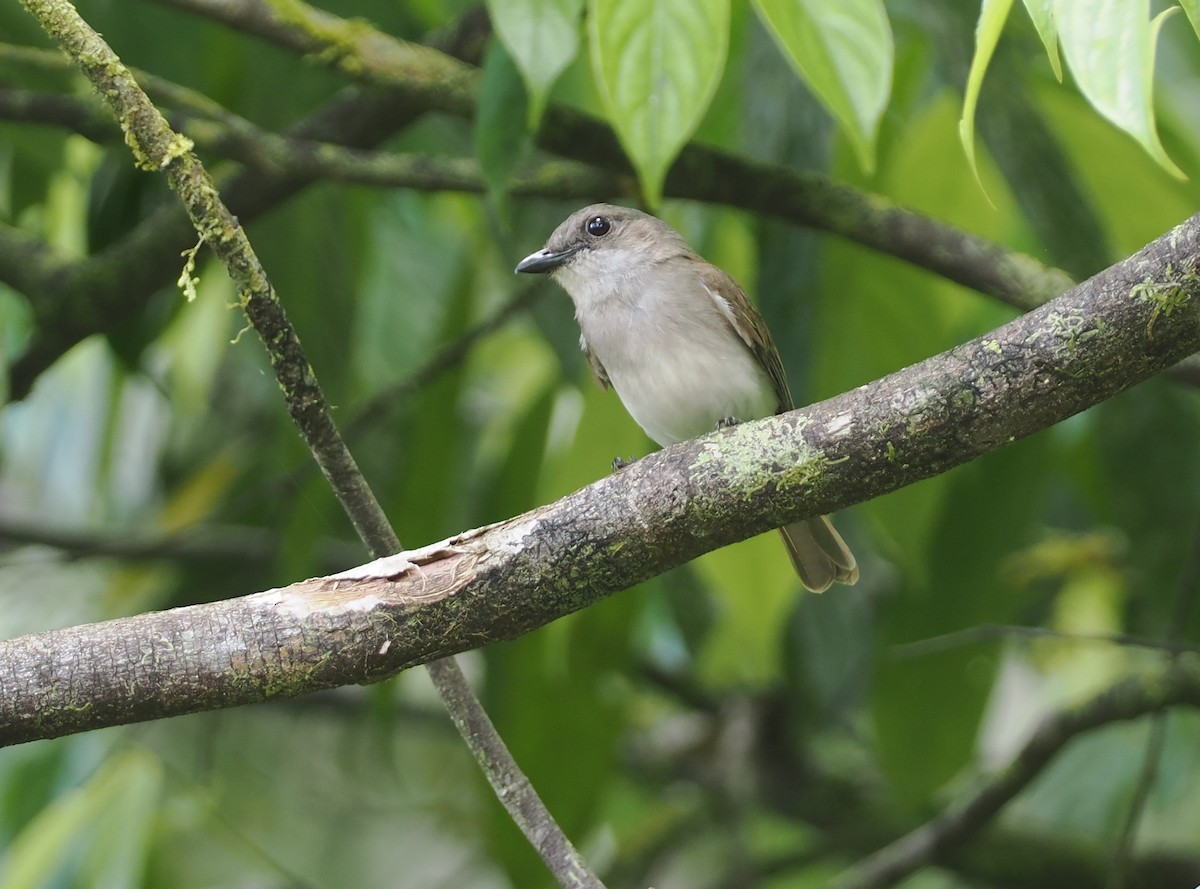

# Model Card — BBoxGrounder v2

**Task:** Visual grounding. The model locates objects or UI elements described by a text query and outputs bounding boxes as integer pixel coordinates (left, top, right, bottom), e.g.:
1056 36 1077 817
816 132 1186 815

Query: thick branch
151 0 1076 311
15 5 603 887
4 211 1199 746
0 50 620 198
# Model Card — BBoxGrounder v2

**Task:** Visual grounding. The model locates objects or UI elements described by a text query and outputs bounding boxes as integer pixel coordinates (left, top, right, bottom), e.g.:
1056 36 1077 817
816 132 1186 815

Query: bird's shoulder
579 333 611 390
692 258 795 413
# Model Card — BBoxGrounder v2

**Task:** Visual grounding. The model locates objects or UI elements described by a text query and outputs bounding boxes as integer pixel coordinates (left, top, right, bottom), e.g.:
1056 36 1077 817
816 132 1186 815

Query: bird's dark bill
515 245 581 274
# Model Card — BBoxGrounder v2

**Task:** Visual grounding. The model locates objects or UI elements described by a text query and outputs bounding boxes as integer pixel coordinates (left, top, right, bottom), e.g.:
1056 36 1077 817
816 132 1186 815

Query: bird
516 203 857 592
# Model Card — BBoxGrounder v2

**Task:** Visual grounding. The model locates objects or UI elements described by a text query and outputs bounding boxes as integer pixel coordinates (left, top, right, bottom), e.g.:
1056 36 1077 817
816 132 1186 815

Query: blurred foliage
2 0 1200 887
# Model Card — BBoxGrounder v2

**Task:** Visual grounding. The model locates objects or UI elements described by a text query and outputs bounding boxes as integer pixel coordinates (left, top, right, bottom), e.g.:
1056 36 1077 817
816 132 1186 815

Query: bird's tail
779 516 859 593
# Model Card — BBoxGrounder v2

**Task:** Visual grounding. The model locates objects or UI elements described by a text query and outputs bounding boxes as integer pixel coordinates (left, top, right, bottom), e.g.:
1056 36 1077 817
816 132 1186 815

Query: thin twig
828 657 1200 889
15 3 604 887
344 281 546 439
223 279 549 516
145 0 1077 312
889 623 1200 659
1109 519 1200 887
0 518 362 571
0 520 275 564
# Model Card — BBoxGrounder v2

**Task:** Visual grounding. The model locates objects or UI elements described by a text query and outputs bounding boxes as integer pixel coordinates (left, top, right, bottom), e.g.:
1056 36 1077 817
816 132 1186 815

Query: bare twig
0 520 275 564
145 0 1077 311
345 281 547 438
0 518 363 571
15 3 604 887
829 657 1200 889
889 624 1200 659
1109 519 1200 887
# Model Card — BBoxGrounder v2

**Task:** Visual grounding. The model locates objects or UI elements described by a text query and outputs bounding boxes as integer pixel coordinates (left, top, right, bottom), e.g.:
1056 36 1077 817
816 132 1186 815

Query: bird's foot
716 416 742 431
611 456 635 472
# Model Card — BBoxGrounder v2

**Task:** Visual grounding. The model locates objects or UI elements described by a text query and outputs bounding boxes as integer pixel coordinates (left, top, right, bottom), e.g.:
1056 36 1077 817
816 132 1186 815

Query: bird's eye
586 215 611 237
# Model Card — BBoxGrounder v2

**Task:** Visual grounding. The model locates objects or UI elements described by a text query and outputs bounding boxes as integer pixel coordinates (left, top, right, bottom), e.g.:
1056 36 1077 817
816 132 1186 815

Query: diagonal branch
4 11 488 399
15 3 603 888
828 657 1200 889
3 209 1199 748
151 0 1077 312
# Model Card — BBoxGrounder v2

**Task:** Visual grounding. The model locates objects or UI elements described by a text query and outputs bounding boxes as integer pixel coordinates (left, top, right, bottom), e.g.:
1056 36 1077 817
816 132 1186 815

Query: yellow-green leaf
1181 0 1200 41
1023 0 1063 80
487 0 584 126
589 0 730 208
1053 0 1184 179
959 0 1015 195
752 0 892 173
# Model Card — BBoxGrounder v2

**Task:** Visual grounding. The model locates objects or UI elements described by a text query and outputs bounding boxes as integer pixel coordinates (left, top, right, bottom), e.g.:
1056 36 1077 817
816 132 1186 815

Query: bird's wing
580 333 611 390
696 260 795 412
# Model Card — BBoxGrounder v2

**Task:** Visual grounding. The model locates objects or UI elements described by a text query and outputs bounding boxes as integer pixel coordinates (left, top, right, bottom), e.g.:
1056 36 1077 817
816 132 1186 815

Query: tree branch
4 10 488 398
0 519 363 571
4 210 1199 747
15 4 604 888
888 624 1200 659
828 657 1200 889
0 45 621 198
150 0 1077 312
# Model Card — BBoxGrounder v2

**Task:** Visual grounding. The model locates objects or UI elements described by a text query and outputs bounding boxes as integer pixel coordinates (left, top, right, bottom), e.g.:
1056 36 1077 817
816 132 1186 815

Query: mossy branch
151 0 1077 311
3 14 485 398
3 0 1090 397
3 209 1199 744
16 3 603 887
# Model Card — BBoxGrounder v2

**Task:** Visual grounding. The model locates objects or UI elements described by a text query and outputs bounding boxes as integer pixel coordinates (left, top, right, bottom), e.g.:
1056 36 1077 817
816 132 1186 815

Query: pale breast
580 281 777 446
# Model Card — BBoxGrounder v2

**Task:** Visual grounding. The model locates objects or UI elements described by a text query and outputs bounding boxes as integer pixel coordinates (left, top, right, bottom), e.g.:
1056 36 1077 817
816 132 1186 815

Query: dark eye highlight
586 215 611 237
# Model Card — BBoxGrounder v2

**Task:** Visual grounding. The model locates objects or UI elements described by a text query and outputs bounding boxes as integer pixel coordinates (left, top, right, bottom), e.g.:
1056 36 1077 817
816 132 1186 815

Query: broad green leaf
875 439 1048 801
475 41 532 216
1022 0 1063 80
1182 0 1200 41
693 531 799 689
1034 83 1194 255
0 751 161 889
959 0 1016 194
487 0 583 126
752 0 892 173
1053 0 1183 179
589 0 730 208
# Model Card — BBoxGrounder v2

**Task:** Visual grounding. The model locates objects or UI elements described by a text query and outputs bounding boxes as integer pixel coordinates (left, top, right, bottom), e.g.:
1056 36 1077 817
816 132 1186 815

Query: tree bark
3 210 1199 747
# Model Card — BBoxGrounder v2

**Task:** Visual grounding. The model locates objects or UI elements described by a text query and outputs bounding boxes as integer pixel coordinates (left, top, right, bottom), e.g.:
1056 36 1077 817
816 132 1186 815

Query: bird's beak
515 244 581 274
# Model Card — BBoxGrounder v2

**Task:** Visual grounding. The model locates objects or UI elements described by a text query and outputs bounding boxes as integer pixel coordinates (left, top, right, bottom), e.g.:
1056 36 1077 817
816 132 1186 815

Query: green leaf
1053 0 1184 179
693 532 799 689
1022 0 1063 80
487 0 583 126
1182 15 1200 54
0 751 161 889
1182 0 1200 41
751 0 892 173
588 0 730 208
874 440 1049 801
475 41 532 217
959 0 1015 195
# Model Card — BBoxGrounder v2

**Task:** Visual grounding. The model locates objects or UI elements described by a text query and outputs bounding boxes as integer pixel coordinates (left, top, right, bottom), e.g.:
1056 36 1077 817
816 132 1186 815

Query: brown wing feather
581 334 611 390
694 260 794 413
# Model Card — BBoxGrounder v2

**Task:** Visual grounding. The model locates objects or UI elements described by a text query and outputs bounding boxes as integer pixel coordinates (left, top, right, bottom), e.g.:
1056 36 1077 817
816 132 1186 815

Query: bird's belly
603 339 776 446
